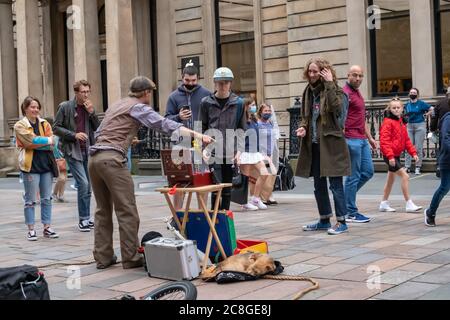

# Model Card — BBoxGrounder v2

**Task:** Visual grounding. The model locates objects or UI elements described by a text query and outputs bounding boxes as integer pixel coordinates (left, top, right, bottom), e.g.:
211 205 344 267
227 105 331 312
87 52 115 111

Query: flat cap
129 76 157 93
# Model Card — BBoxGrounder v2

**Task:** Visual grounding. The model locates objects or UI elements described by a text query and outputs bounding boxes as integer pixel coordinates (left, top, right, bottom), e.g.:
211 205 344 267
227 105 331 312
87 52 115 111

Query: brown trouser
88 150 142 268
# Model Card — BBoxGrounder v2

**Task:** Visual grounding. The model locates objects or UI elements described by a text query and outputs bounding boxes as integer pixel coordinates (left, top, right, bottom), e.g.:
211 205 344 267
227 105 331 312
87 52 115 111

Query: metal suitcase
144 237 201 281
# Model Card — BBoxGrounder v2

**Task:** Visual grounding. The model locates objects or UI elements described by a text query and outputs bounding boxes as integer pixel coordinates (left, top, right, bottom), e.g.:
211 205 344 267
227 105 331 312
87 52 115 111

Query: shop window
436 0 450 93
369 0 412 96
215 0 256 96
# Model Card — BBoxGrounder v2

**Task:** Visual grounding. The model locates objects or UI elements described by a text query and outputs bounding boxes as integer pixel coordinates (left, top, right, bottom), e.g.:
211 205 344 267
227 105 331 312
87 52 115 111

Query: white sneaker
379 201 396 212
406 199 422 212
27 230 37 241
251 197 267 210
243 203 258 211
415 167 421 175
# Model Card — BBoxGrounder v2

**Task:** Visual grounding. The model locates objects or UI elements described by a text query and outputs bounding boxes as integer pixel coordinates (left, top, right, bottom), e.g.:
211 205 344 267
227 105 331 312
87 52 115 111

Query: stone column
202 0 217 89
72 0 103 112
50 1 68 109
133 0 152 79
156 0 176 115
253 0 264 105
410 0 435 97
0 0 18 145
15 0 43 105
41 2 55 117
346 0 371 99
105 0 138 104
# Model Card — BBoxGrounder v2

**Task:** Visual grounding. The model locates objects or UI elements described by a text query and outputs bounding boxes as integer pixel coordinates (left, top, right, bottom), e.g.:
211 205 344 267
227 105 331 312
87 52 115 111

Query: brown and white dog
201 252 276 280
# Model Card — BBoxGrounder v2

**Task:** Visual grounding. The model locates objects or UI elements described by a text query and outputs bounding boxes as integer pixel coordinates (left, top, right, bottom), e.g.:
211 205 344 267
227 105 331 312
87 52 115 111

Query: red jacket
380 113 417 160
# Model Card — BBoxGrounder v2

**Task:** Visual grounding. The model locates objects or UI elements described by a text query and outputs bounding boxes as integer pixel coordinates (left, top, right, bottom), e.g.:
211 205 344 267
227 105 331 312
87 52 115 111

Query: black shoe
404 167 411 173
88 220 94 229
424 208 436 227
78 220 91 232
96 255 118 269
263 200 278 205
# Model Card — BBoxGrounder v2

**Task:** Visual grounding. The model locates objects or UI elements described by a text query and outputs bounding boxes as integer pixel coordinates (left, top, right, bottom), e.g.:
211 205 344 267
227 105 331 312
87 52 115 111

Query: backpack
0 265 50 300
273 157 296 191
337 92 349 130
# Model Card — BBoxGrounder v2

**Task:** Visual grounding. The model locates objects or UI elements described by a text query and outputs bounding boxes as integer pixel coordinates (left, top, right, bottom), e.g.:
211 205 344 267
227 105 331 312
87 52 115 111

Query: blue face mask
262 113 272 120
249 105 257 114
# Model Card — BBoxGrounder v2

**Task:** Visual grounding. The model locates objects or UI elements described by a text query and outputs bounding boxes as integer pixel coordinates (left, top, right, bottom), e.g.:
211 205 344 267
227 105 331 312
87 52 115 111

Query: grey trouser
405 122 426 168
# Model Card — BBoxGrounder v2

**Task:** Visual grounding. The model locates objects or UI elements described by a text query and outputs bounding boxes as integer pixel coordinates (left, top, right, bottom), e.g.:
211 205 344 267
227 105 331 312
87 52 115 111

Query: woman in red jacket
379 98 422 213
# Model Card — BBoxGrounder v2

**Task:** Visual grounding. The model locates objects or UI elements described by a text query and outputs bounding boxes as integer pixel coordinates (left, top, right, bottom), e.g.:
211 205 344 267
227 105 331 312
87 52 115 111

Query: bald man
343 66 377 223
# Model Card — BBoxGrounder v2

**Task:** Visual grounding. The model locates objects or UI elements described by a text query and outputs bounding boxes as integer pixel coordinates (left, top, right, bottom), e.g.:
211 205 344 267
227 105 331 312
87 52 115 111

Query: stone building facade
0 0 449 169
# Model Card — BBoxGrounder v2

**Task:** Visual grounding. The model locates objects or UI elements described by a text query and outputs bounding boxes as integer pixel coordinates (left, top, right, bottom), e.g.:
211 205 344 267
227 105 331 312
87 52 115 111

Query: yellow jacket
14 117 53 172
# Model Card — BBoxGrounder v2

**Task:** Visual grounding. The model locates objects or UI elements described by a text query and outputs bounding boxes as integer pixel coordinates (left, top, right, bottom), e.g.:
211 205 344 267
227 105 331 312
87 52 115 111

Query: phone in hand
181 105 191 112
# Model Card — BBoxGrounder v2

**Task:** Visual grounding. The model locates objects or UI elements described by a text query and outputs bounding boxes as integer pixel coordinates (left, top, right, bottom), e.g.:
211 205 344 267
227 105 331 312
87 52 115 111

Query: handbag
47 152 59 178
231 165 243 187
56 158 66 172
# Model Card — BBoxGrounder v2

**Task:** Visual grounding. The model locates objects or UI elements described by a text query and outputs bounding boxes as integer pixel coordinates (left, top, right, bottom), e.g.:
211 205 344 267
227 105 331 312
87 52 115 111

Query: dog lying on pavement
200 252 276 280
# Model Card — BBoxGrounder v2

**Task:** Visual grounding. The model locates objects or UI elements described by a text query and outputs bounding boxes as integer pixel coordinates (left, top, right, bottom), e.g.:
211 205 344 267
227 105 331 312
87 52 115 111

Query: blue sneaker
346 213 371 223
327 223 348 235
302 221 331 231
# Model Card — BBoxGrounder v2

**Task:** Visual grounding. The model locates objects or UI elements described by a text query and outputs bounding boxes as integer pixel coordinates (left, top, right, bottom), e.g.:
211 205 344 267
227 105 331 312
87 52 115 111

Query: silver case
144 237 201 281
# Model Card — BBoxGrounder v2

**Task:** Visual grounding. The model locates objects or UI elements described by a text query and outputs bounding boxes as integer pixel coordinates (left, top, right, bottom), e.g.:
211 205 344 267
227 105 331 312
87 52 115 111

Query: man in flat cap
88 76 213 269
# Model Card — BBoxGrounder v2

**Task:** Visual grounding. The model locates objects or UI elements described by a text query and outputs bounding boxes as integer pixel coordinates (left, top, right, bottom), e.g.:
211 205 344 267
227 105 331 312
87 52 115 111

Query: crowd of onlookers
12 56 450 269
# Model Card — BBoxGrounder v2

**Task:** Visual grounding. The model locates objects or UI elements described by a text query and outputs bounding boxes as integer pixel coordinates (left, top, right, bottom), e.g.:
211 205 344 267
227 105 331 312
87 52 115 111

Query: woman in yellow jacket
14 96 59 241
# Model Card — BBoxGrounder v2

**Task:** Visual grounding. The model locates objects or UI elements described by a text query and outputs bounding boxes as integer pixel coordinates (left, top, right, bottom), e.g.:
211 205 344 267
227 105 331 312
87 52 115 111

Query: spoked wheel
141 281 197 300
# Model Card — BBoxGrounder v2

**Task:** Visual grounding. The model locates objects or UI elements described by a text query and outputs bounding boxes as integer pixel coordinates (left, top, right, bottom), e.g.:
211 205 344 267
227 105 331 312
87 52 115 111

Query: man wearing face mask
165 64 211 130
165 64 211 209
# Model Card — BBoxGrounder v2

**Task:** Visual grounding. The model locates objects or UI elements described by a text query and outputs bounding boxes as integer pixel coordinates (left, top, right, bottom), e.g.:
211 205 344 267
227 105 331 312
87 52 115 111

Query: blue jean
23 171 53 225
428 169 450 216
311 143 346 222
344 139 374 216
66 154 91 220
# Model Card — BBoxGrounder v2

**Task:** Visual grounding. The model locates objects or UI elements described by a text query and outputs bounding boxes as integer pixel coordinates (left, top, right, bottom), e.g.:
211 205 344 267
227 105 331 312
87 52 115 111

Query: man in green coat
295 57 351 235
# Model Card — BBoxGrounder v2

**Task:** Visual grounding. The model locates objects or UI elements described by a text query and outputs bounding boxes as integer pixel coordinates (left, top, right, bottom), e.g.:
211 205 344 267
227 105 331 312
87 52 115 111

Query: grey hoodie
165 84 211 129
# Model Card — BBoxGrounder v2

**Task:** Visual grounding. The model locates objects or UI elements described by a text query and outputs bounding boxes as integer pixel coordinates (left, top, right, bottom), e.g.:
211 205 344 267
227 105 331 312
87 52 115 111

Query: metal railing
287 98 441 162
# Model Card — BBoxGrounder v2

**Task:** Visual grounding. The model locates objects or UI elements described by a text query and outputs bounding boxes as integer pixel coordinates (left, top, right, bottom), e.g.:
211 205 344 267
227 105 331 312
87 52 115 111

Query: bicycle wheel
141 281 197 300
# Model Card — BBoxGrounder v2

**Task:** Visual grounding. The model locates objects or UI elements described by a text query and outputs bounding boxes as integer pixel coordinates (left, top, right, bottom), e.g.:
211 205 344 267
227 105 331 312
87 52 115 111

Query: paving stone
306 263 360 278
368 258 413 272
2 177 450 300
303 256 345 266
327 247 375 259
413 265 450 284
279 252 321 265
418 284 450 300
374 282 441 300
282 263 322 275
398 262 442 273
89 272 145 289
379 270 423 285
418 249 450 264
340 253 385 265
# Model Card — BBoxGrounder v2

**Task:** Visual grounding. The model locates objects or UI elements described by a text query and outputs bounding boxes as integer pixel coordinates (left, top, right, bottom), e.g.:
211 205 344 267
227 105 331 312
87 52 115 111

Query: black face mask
185 84 197 91
409 95 417 100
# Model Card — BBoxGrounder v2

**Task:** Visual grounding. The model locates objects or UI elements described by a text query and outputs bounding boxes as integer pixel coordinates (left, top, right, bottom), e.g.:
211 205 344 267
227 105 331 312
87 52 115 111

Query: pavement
1 172 450 300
